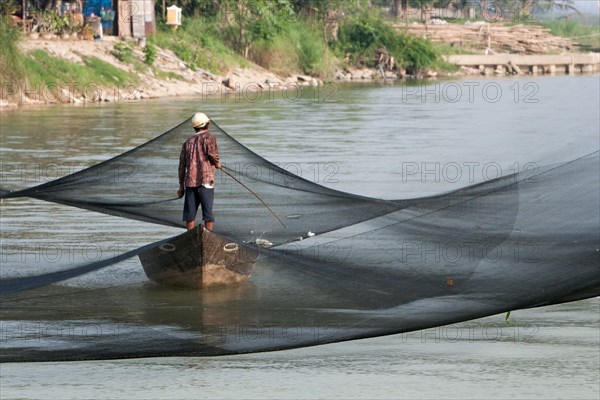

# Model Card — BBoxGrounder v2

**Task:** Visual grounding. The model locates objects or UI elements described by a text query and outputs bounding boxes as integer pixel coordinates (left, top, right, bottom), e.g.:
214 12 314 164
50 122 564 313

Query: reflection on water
0 298 598 399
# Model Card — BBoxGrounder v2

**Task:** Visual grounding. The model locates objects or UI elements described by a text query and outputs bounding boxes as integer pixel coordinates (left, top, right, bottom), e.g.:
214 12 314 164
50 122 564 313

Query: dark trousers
182 186 214 222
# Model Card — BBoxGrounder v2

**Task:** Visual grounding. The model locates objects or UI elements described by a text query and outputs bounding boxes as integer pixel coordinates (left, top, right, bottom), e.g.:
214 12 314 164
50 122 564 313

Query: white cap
191 112 210 128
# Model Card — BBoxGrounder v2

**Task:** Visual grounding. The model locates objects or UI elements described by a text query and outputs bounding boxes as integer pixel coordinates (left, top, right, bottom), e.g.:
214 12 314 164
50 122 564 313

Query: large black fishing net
1 117 598 362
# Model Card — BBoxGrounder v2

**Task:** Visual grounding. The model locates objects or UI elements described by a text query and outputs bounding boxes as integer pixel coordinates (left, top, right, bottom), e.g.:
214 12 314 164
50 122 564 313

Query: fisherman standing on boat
177 112 221 231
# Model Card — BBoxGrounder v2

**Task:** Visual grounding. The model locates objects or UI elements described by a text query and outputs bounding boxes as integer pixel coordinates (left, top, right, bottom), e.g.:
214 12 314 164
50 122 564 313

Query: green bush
290 23 333 76
338 15 380 55
336 13 441 72
144 42 157 66
250 21 336 77
155 16 335 77
399 34 440 71
250 35 299 76
154 18 248 73
0 0 19 16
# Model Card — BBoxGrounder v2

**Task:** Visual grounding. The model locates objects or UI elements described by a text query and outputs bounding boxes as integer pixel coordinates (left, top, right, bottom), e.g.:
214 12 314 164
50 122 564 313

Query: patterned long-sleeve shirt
178 131 220 187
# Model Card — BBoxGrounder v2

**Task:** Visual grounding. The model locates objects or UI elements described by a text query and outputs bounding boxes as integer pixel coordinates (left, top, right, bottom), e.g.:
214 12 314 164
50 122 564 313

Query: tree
0 0 20 16
410 0 436 23
173 0 220 18
487 0 578 22
392 0 410 19
219 0 295 58
533 0 578 15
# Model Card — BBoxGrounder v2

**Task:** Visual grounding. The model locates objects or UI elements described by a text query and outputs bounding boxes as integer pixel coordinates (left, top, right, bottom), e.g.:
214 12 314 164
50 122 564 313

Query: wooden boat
138 226 257 288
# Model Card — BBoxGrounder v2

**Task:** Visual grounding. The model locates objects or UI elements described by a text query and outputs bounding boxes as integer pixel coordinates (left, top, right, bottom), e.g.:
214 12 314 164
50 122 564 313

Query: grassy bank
25 49 138 88
153 13 454 78
335 13 457 74
8 11 596 106
153 17 337 78
542 20 600 52
3 0 598 99
250 21 337 77
154 19 249 75
1 17 139 102
1 10 455 104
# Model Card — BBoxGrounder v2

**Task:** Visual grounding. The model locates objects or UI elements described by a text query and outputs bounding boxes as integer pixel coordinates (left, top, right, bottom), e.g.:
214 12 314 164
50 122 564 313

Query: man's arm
206 136 221 169
177 143 186 198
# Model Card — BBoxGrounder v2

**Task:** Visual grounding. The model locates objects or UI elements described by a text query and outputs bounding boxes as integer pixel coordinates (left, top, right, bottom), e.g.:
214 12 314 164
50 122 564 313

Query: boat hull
139 226 257 288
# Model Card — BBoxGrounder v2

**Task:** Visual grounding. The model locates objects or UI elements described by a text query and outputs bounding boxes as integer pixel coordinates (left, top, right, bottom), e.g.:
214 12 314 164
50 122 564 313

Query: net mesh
1 118 598 362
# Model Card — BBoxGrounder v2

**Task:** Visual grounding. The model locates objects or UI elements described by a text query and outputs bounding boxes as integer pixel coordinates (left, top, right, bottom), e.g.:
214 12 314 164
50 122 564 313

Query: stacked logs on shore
394 23 578 55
